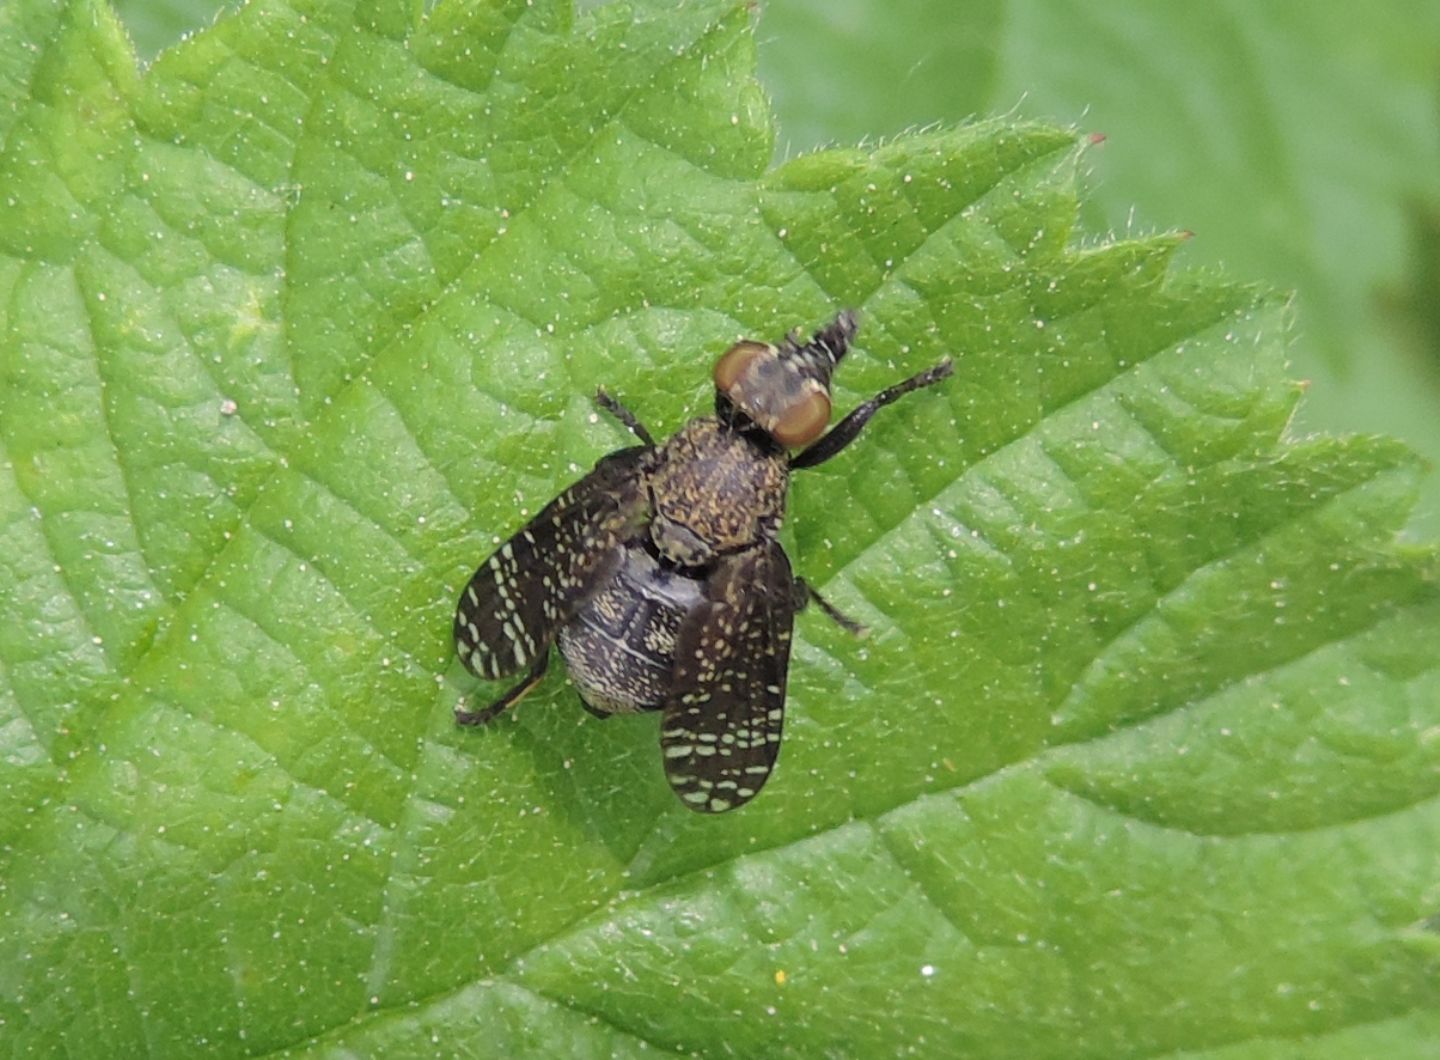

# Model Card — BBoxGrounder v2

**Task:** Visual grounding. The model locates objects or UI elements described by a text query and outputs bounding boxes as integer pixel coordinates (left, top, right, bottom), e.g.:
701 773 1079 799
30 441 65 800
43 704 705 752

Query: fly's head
713 310 859 449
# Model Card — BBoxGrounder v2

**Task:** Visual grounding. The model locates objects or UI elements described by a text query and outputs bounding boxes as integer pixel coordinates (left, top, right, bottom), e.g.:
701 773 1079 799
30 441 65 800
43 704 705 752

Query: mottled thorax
647 418 788 566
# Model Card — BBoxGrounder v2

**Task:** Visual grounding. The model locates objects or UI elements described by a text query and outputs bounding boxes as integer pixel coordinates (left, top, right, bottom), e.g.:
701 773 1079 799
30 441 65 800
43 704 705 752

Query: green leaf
1 0 1437 1056
759 0 1440 536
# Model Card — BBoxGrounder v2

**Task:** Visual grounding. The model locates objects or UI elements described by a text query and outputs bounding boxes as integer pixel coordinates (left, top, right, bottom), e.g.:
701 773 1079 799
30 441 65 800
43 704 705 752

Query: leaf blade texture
0 0 1436 1055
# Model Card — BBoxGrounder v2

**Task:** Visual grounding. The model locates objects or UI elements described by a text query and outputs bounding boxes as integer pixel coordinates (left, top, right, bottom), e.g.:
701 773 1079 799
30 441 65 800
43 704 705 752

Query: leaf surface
759 0 1440 534
0 1 1436 1056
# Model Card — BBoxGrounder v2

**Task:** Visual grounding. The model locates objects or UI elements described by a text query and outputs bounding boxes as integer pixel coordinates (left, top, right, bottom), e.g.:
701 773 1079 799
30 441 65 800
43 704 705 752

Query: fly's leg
594 388 655 446
794 577 868 637
455 651 551 726
790 358 954 470
578 694 613 720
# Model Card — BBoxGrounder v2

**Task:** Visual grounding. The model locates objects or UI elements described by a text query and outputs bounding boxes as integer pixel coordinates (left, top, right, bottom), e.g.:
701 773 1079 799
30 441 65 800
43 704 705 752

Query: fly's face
712 310 857 447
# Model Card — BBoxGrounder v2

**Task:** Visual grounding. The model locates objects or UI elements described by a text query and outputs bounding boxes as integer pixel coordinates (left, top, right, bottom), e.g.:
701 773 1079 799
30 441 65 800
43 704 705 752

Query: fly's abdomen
557 546 706 715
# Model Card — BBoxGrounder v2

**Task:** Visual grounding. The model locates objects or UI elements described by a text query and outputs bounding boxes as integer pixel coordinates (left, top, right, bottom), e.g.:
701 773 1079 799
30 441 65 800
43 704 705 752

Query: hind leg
455 651 551 726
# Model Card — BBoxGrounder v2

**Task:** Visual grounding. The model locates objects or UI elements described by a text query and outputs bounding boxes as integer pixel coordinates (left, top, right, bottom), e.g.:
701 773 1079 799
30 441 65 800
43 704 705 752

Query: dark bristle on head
777 309 860 395
813 309 859 365
806 308 858 365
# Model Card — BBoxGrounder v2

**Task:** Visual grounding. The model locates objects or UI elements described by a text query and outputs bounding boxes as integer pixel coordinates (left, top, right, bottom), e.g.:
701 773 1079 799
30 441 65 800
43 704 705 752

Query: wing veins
455 445 651 680
661 542 795 813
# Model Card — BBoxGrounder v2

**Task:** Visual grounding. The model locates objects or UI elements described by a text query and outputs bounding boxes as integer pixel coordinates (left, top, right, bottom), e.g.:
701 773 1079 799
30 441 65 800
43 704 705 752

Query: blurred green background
116 0 1440 533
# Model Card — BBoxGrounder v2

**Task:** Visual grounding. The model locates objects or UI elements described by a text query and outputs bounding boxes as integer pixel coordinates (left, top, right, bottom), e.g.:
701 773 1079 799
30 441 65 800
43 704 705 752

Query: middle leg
794 577 868 637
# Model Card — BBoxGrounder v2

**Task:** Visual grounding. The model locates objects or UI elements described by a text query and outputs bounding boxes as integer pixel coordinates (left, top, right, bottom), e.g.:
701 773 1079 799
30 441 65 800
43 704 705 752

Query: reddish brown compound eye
771 388 831 447
712 340 770 392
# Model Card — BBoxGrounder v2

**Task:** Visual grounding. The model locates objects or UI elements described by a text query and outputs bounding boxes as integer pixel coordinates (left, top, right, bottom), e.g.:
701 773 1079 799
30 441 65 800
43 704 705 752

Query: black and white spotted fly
454 311 952 812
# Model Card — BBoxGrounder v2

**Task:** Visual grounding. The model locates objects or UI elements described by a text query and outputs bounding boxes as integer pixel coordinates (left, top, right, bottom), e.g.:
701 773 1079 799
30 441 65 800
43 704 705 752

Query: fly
454 311 952 812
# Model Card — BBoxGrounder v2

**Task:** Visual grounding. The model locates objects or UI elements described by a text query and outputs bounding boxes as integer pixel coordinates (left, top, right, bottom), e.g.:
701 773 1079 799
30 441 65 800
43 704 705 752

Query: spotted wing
660 541 796 813
455 445 651 680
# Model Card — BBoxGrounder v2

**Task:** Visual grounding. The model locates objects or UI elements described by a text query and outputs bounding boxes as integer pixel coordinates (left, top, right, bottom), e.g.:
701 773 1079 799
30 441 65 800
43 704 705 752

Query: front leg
594 388 655 446
791 358 953 470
